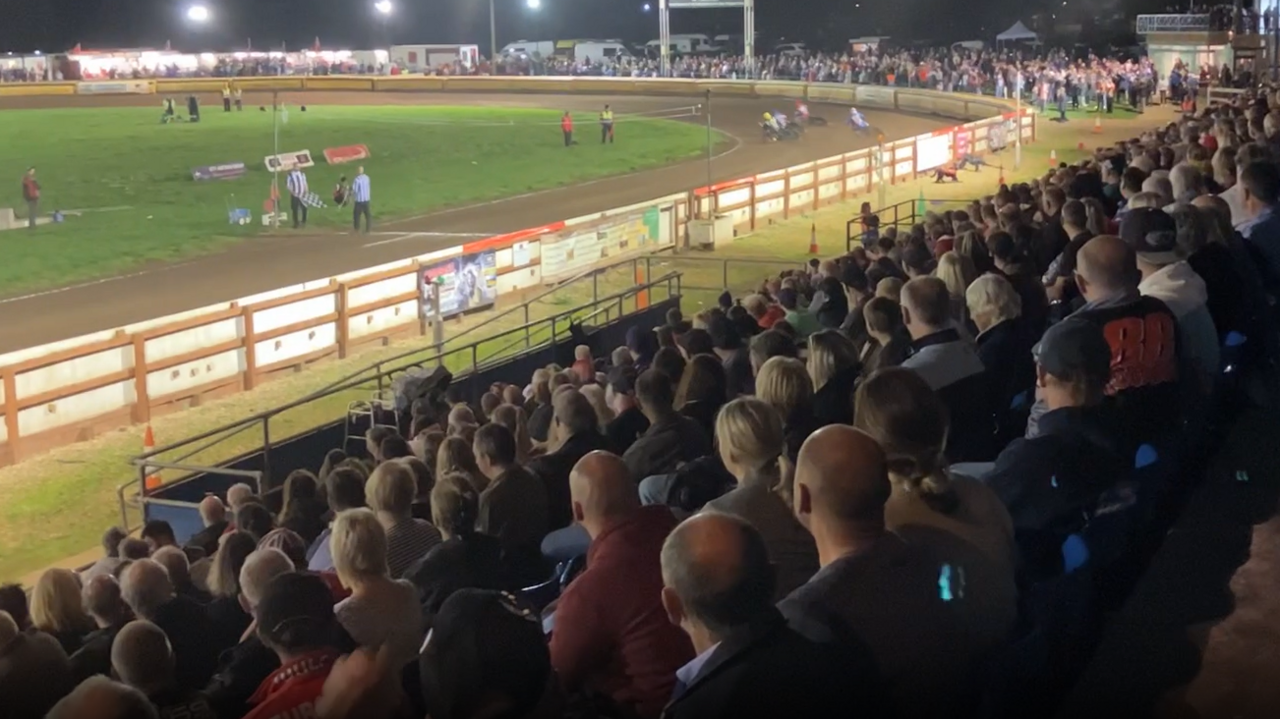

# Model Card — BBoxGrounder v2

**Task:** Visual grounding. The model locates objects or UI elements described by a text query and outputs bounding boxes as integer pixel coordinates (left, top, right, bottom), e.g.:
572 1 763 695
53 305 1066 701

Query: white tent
996 21 1038 42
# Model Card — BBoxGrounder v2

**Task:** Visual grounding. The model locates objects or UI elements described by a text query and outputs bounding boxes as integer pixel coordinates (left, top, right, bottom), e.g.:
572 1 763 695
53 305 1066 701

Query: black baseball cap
1033 319 1113 388
1120 207 1180 265
256 572 335 651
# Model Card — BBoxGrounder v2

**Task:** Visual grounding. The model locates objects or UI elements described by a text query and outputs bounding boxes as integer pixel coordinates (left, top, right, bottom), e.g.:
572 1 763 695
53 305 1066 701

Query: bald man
45 675 158 719
0 609 75 719
112 620 216 718
1026 234 1182 444
779 426 980 719
188 495 230 558
549 451 693 718
659 512 887 719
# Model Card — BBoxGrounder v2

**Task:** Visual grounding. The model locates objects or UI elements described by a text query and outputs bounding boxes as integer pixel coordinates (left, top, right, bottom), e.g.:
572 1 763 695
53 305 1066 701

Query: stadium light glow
527 0 541 9
186 5 210 22
375 0 393 14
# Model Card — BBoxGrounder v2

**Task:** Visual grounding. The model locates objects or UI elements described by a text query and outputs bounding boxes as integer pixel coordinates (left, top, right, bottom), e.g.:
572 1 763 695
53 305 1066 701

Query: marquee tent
996 21 1039 42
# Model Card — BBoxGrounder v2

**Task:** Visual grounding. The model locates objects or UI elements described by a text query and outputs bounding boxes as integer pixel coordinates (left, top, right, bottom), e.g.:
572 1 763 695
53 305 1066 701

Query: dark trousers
353 201 371 232
290 196 307 228
26 198 37 228
223 97 231 112
601 123 613 143
563 130 572 147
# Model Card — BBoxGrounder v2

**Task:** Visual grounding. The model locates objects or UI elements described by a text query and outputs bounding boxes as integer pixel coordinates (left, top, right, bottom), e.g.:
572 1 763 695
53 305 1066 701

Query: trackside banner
192 162 247 181
77 80 153 95
324 144 371 165
264 150 315 173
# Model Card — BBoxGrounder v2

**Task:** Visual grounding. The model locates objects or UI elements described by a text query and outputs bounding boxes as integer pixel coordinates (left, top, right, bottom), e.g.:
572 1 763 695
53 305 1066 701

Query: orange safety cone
1048 149 1058 167
143 425 161 491
808 223 819 255
1092 115 1102 134
1077 141 1086 151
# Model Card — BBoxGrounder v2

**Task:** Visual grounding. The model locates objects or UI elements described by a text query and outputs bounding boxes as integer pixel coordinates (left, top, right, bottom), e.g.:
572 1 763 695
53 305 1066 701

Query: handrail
134 271 681 464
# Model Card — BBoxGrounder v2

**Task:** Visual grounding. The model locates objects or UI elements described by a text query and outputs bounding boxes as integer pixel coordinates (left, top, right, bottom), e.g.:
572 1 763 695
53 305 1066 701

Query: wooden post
241 305 257 391
783 173 792 219
2 367 19 462
748 181 757 230
335 282 350 359
131 334 150 424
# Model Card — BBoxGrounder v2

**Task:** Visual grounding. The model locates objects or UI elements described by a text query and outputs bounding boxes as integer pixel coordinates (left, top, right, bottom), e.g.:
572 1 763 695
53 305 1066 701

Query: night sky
0 0 1128 55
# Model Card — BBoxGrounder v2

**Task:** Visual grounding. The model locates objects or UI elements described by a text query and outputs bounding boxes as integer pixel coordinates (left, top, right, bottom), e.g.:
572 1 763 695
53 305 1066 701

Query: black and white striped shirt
287 169 308 198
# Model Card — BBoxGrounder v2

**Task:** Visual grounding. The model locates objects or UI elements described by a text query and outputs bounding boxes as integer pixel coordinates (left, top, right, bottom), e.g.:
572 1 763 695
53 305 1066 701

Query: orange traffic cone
1077 141 1086 151
1092 115 1102 134
808 223 819 255
143 425 161 491
1048 149 1058 167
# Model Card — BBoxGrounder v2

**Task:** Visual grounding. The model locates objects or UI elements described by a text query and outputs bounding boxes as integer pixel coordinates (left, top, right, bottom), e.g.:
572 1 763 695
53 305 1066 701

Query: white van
501 40 556 58
644 34 721 55
571 40 632 61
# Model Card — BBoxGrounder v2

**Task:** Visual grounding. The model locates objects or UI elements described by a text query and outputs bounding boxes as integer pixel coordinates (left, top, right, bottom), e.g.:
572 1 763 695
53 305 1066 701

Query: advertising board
419 250 498 318
77 80 153 95
191 162 247 181
323 145 371 165
540 208 662 283
263 150 315 173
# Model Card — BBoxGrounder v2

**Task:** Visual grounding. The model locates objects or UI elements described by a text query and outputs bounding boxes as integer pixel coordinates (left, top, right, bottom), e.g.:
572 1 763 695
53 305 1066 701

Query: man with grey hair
226 483 254 511
45 675 158 719
1141 174 1174 207
528 388 611 533
112 620 216 718
0 609 75 718
239 548 295 610
1168 163 1206 207
69 575 134 682
660 512 885 718
152 545 209 604
187 495 229 558
82 526 130 581
120 559 219 692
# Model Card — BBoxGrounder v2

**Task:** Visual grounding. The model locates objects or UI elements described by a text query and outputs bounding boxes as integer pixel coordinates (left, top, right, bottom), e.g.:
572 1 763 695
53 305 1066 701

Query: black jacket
68 623 125 683
985 404 1131 581
406 534 513 625
976 319 1037 443
186 521 229 559
153 595 221 692
812 364 860 427
605 405 649 455
621 414 713 483
660 610 890 719
528 431 612 531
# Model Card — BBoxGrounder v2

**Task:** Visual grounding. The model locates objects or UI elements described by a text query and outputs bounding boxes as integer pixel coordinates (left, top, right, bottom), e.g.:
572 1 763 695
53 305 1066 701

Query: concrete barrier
0 78 1032 465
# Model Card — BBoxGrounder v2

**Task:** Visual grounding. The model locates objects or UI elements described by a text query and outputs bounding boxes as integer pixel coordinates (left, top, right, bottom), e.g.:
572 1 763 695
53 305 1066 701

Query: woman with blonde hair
935 251 977 331
853 367 1017 649
366 460 442 579
703 397 818 599
331 508 425 669
579 383 616 429
31 568 94 654
806 330 860 426
436 436 488 493
755 356 816 457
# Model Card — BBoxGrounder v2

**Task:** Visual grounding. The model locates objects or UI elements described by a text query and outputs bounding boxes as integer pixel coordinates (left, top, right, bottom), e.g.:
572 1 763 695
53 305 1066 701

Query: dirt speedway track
0 90 948 352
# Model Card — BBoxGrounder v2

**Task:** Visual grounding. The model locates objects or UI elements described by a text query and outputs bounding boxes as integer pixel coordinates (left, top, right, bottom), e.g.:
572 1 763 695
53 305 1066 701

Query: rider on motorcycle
773 111 789 129
794 99 810 123
848 107 869 130
763 111 782 134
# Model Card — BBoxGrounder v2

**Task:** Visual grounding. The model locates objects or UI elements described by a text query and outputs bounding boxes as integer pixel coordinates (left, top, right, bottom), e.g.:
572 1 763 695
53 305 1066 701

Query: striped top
352 173 371 203
287 169 308 198
384 517 441 579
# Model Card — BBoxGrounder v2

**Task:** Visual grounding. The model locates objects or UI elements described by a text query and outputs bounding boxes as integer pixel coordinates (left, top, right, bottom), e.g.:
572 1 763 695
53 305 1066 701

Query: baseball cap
1033 319 1113 388
1119 207 1180 265
255 572 335 650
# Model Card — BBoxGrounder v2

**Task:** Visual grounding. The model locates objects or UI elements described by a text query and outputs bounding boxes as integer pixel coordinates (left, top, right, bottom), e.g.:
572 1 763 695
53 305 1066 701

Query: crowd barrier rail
0 77 1035 466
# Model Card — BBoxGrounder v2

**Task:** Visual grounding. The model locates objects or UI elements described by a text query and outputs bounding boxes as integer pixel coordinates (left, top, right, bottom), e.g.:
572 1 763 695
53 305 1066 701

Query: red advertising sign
323 144 371 165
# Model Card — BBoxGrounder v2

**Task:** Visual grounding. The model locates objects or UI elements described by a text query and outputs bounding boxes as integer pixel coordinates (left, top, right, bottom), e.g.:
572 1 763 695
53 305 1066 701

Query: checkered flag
299 191 327 209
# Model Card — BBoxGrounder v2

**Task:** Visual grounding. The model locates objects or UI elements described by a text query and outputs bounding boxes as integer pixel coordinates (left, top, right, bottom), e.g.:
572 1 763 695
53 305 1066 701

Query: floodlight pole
705 90 713 197
490 0 498 60
272 90 280 228
1015 89 1023 171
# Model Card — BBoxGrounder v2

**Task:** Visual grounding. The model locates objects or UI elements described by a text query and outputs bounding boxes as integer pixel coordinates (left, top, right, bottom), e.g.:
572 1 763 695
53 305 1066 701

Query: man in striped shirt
351 167 371 233
287 168 309 228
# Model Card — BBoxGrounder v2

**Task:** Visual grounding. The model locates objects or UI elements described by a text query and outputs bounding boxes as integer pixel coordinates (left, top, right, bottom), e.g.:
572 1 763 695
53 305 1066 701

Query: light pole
186 4 210 23
374 1 392 48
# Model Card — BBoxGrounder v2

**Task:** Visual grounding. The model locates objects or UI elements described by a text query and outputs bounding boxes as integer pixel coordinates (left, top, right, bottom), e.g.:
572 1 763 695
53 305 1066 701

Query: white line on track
361 231 492 248
0 262 196 305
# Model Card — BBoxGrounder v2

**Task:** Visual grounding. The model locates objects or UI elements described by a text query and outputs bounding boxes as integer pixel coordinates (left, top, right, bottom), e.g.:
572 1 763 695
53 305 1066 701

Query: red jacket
561 115 573 132
242 649 339 719
550 506 692 718
757 305 787 329
22 176 39 202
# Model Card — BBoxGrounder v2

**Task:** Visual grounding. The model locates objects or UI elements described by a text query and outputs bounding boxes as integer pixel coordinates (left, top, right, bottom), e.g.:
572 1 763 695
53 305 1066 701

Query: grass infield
0 104 716 295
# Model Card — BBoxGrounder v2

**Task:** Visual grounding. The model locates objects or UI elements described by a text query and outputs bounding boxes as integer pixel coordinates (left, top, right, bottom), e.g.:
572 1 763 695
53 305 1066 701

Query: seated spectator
111 619 217 718
580 383 616 428
807 330 861 426
604 365 648 454
526 373 555 443
256 529 310 572
528 389 612 531
45 675 154 719
677 327 715 359
0 583 30 631
628 325 658 371
781 425 986 719
32 567 96 655
203 548 298 719
743 293 786 329
153 545 210 604
331 508 425 669
902 241 936 278
674 353 729 438
185 497 230 561
707 314 753 397
860 296 912 376
205 531 256 652
407 474 509 626
436 436 489 494
242 573 347 719
70 575 134 682
419 589 556 719
936 251 977 330
491 403 534 464
703 397 818 599
572 344 595 384
398 456 435 523
755 356 819 459
550 452 692 718
989 231 1050 331
984 319 1131 581
814 275 850 329
622 369 712 483
854 368 1019 648
120 558 220 692
1178 200 1259 344
652 346 687 385
659 513 886 719
226 483 255 513
234 502 275 541
1124 207 1221 385
0 609 74 719
900 276 994 461
119 537 151 561
278 470 328 545
777 287 821 337
474 423 549 584
141 520 180 555
966 273 1037 440
83 526 130 581
308 467 367 572
747 329 798 377
366 461 442 579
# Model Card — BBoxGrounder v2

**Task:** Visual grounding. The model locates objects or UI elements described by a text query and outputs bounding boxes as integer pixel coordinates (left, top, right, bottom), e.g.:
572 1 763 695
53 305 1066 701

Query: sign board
323 144 371 165
264 150 315 173
540 208 662 283
77 80 153 95
915 133 951 172
192 162 247 182
512 241 532 268
419 250 498 317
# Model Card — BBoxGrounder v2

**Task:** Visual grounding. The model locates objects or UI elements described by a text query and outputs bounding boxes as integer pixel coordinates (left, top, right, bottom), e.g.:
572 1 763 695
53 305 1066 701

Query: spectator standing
351 166 372 233
286 167 309 229
659 513 887 719
781 425 983 719
21 166 39 229
366 461 442 579
600 104 615 143
561 111 574 147
623 369 713 483
550 452 693 717
0 609 74 719
111 620 217 719
474 423 549 583
702 397 818 599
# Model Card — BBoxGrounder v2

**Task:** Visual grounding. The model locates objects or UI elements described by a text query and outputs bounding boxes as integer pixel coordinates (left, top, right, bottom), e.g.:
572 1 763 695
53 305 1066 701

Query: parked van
570 40 632 61
500 40 556 58
644 33 722 56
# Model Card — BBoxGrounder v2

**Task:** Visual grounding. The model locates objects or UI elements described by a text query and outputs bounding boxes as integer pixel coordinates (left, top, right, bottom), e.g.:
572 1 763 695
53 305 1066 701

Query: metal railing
845 198 976 252
129 270 684 503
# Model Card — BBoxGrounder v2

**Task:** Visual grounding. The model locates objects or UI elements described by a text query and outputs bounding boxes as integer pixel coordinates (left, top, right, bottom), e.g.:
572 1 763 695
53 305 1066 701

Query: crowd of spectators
1 81 1279 719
